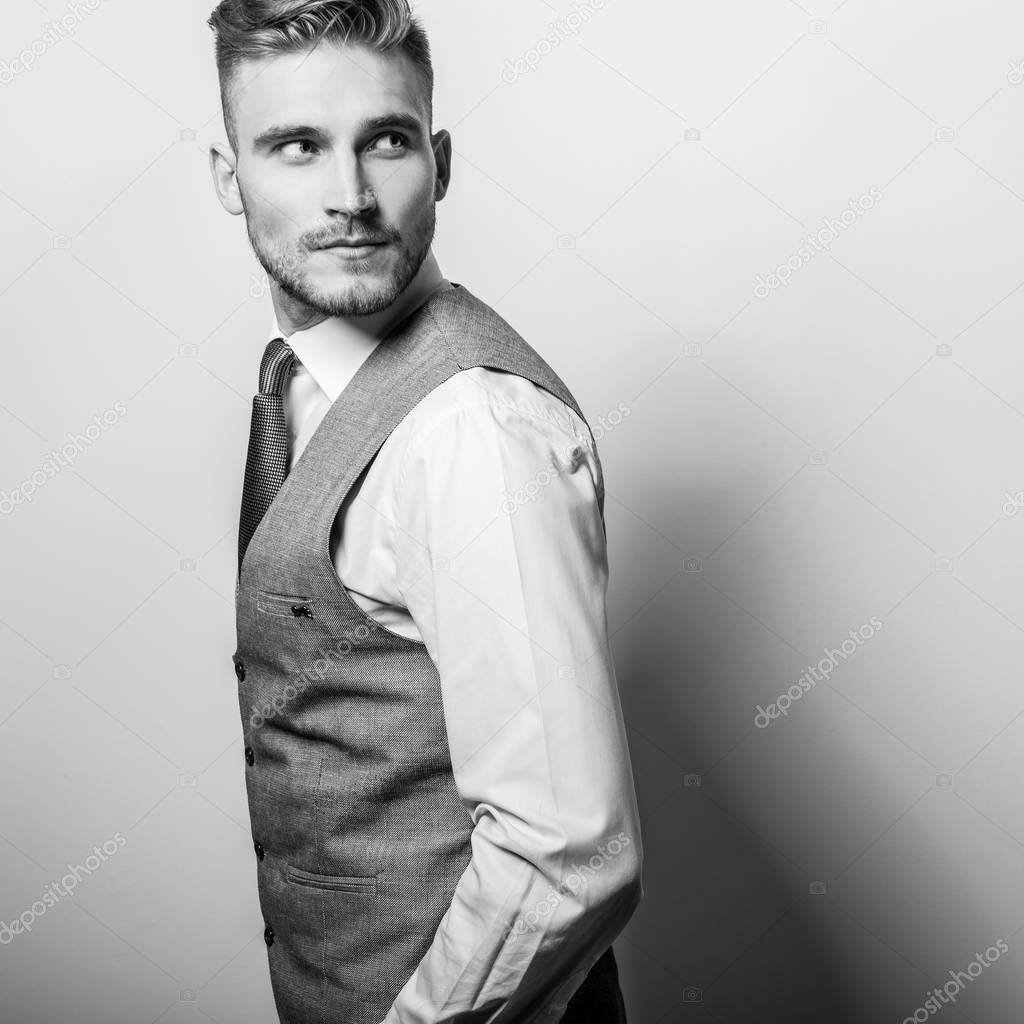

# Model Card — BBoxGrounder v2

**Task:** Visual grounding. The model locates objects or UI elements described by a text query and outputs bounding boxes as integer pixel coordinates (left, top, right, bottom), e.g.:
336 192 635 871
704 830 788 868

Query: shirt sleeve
379 372 644 1024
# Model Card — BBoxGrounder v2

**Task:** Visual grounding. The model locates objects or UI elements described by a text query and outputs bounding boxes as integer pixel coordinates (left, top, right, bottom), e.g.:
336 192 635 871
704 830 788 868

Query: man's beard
242 194 436 318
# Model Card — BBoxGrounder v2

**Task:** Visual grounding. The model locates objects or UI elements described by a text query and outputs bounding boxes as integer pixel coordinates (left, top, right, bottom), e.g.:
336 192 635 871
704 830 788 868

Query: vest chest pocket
285 865 377 893
257 591 314 619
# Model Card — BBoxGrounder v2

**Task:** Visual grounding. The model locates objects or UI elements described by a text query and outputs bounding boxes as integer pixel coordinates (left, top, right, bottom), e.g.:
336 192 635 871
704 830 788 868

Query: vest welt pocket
257 591 313 618
285 865 377 893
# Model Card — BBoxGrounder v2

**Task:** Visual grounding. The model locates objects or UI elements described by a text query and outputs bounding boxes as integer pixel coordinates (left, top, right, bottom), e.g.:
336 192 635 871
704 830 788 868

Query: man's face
220 41 445 318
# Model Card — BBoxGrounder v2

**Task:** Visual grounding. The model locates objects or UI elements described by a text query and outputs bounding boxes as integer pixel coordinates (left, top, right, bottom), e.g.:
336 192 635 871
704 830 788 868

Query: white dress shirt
269 250 643 1023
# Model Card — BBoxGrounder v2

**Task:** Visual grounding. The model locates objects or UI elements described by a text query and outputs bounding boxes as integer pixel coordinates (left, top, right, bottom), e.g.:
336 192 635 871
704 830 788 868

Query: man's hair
207 0 434 150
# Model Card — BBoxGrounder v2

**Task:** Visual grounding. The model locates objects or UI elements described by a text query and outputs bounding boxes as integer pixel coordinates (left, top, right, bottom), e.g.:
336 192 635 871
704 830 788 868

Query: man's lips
316 239 387 249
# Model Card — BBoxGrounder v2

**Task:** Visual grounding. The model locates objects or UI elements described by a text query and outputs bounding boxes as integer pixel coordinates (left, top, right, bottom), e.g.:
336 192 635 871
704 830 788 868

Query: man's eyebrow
253 124 330 148
252 112 426 150
357 112 425 137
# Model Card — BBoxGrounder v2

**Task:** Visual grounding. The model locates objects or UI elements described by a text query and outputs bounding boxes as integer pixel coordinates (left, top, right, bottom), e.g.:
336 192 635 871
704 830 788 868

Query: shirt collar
267 248 450 403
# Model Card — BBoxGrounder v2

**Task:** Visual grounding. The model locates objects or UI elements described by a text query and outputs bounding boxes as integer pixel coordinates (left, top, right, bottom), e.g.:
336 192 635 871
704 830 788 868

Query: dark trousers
559 946 627 1023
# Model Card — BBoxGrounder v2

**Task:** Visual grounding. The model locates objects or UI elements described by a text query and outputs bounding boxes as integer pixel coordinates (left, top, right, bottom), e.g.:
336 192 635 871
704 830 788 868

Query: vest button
290 604 311 618
264 924 274 947
234 661 245 681
254 840 264 861
244 746 255 766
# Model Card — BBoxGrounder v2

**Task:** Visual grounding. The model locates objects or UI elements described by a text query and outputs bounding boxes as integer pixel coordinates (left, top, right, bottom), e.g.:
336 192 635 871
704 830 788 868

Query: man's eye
279 140 319 159
370 133 407 153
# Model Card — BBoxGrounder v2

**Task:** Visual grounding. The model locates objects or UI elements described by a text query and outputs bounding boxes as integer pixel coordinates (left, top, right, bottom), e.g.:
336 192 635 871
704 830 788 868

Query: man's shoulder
376 284 602 491
388 366 602 516
425 282 527 351
420 283 588 422
403 366 589 449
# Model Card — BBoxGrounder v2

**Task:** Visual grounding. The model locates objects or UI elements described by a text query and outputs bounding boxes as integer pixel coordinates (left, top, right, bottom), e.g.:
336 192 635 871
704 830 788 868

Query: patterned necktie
238 337 296 573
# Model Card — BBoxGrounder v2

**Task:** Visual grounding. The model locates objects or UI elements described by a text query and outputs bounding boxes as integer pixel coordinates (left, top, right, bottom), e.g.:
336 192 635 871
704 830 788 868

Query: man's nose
323 155 377 216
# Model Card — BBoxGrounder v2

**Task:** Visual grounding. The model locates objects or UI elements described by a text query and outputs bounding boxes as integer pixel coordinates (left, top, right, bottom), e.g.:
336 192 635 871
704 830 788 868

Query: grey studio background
2 0 1024 1022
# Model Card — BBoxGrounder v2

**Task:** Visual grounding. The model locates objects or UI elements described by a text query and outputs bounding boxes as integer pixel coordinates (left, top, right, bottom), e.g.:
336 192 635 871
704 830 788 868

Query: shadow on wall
614 748 858 1022
606 563 990 1024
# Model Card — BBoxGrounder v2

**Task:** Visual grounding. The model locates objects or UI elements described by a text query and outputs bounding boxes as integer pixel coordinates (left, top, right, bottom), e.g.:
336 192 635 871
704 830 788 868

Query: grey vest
234 283 626 1023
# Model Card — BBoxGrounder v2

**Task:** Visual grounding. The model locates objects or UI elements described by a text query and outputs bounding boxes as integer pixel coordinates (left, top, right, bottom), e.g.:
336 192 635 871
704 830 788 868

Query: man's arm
380 372 643 1023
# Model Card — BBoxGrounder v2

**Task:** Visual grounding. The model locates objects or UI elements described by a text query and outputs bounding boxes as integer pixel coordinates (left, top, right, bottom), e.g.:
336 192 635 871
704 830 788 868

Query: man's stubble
240 184 437 319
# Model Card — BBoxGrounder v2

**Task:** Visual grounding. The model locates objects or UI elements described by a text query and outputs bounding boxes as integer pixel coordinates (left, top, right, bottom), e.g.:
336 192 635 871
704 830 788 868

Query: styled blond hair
207 0 434 148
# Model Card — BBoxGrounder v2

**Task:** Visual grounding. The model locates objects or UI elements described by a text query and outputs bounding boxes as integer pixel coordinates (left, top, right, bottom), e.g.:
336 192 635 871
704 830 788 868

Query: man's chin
289 276 402 318
307 252 392 290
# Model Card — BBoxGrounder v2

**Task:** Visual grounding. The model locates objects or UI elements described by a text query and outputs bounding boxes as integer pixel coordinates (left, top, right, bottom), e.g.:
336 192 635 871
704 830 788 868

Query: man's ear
431 129 452 202
209 140 244 215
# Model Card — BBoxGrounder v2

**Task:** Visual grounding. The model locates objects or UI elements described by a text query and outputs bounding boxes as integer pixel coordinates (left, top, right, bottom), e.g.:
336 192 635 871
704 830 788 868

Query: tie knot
259 338 295 396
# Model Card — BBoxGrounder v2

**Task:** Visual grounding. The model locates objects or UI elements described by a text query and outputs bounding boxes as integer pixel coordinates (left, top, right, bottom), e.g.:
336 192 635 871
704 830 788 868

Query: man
206 2 643 1021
